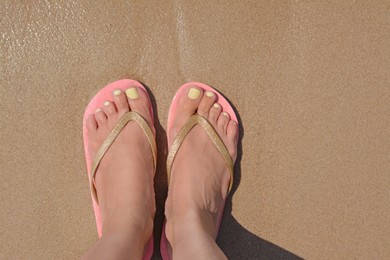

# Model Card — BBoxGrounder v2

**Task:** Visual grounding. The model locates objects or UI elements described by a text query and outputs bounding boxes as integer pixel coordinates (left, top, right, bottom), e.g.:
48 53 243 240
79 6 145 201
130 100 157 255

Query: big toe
125 86 154 131
178 86 204 114
170 86 203 138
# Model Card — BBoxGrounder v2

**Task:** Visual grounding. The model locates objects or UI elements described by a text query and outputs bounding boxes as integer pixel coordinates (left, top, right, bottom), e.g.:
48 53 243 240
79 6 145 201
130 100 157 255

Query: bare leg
83 87 156 260
165 86 238 259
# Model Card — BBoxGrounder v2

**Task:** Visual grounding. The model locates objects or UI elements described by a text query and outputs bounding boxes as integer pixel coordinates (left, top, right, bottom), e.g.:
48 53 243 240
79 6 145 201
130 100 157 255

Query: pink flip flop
160 82 238 259
83 79 155 260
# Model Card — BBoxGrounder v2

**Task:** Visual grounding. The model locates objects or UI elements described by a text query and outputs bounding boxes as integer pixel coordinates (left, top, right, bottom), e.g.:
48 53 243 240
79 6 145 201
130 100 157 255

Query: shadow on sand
217 96 302 260
217 145 303 259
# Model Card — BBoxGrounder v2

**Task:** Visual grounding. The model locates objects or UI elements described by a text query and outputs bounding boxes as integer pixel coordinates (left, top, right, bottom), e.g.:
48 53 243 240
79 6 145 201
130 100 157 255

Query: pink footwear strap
90 111 157 204
166 114 234 194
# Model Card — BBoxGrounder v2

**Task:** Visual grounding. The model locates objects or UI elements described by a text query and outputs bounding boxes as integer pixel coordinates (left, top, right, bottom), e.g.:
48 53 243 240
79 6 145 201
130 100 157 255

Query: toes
227 120 239 143
217 111 230 134
102 100 117 117
86 114 97 133
209 103 222 123
112 89 130 114
198 91 216 118
94 108 107 127
125 86 154 128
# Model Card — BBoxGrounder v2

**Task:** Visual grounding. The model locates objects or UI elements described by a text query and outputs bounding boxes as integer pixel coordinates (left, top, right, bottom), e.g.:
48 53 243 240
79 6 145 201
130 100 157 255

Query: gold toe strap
167 114 234 194
90 111 156 204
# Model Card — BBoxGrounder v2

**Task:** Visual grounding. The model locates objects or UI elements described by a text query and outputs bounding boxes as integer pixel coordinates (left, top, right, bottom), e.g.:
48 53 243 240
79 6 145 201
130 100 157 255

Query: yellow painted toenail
188 87 201 100
213 103 220 109
104 101 110 106
205 91 214 97
95 108 101 113
113 90 121 96
222 112 229 117
126 88 139 100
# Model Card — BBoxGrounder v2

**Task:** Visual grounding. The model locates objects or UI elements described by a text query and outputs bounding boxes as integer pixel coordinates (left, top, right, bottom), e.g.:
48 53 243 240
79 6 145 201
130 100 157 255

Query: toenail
222 112 229 117
188 87 201 100
113 89 121 96
126 87 139 100
213 103 221 109
95 108 101 113
205 91 214 97
104 101 110 106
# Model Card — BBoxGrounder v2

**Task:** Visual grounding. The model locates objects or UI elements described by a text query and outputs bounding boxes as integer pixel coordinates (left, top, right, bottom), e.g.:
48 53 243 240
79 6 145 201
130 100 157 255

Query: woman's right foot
164 85 238 259
83 86 155 259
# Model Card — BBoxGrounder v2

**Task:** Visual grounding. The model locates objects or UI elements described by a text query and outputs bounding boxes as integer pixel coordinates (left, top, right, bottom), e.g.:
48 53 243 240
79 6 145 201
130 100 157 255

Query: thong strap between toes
90 111 157 204
166 114 233 194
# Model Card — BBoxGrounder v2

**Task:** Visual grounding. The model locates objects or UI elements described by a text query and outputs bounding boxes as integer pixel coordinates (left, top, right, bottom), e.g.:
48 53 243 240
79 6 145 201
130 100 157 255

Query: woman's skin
83 85 238 260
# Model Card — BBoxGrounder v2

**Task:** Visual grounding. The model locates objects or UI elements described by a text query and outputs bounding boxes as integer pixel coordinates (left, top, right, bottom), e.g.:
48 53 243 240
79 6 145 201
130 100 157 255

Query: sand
1 1 389 259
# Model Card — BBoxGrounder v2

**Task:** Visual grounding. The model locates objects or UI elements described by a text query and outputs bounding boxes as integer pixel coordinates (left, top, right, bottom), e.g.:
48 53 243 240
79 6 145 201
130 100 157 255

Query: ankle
83 232 145 260
102 209 154 244
165 206 217 246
